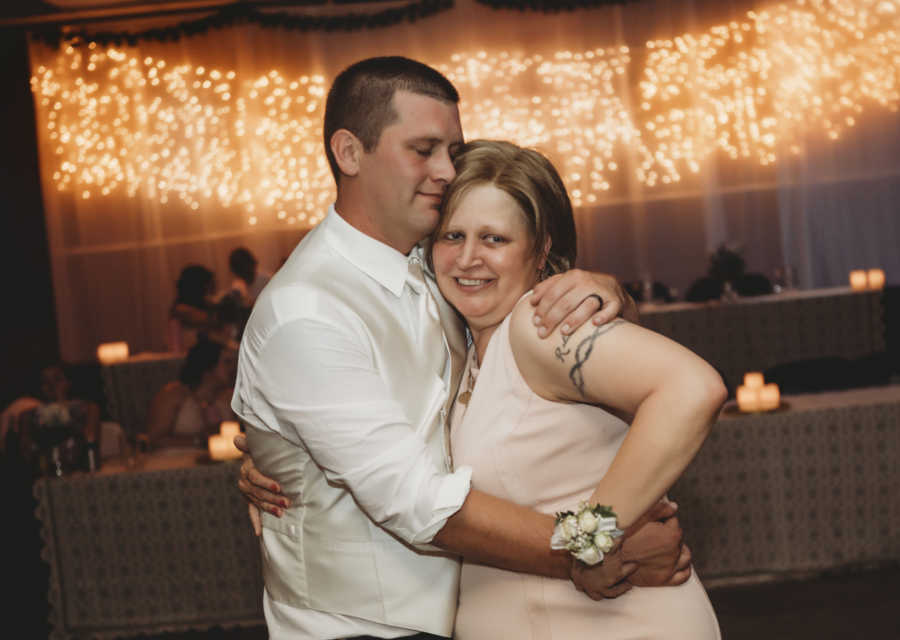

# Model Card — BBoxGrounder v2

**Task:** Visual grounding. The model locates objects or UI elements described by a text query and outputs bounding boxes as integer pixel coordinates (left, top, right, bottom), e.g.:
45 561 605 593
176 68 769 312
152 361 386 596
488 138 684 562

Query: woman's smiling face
432 183 543 335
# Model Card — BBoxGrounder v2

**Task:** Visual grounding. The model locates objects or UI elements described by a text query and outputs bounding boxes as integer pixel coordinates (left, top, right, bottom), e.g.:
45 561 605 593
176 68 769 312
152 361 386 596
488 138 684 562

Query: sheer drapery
28 0 900 362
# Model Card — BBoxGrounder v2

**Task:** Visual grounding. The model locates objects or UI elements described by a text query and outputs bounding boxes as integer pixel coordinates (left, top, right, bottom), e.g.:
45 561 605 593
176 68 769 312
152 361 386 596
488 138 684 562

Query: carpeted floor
707 565 900 639
128 564 900 640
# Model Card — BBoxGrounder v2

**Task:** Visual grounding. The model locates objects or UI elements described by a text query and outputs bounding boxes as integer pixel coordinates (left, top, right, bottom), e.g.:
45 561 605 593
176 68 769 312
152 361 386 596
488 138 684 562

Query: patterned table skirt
673 385 900 579
35 452 263 639
35 386 900 638
101 353 184 439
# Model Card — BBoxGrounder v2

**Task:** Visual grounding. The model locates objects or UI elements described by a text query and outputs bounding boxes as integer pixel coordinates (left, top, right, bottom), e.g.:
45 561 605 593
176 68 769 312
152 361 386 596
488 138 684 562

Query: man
232 56 688 640
227 246 271 308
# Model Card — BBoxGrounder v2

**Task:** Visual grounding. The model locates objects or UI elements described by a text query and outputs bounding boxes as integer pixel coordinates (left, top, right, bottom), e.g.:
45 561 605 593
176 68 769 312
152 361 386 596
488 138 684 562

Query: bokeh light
31 0 900 222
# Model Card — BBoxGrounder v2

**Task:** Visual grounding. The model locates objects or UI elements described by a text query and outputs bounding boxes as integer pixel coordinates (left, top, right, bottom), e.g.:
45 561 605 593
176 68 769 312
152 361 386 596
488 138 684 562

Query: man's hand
569 540 637 600
530 269 639 338
234 433 288 536
620 501 692 587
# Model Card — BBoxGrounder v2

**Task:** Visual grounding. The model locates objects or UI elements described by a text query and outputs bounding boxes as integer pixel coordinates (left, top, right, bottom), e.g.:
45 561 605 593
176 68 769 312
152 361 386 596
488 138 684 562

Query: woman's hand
234 433 288 536
568 539 637 600
529 269 639 338
621 501 693 587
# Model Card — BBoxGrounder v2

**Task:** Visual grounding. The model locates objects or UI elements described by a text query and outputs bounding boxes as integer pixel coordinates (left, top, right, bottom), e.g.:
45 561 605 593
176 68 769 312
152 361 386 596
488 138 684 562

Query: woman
429 140 724 638
146 337 237 448
238 140 725 637
167 264 239 354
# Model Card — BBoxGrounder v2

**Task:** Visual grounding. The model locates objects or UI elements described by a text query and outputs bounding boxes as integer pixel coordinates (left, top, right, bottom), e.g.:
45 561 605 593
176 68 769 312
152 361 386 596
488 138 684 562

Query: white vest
245 238 467 636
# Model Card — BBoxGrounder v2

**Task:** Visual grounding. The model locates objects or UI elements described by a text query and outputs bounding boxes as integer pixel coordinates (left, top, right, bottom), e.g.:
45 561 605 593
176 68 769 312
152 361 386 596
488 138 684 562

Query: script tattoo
554 333 571 362
568 319 624 397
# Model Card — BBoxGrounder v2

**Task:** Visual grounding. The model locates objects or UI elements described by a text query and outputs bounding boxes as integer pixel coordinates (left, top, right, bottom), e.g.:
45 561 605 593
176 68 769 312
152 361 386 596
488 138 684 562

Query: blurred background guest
1 363 100 475
227 247 271 309
167 264 240 354
145 337 237 449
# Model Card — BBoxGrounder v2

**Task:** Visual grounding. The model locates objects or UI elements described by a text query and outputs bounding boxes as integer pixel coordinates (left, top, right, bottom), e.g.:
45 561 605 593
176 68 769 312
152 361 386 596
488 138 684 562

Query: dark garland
30 0 453 48
475 0 634 11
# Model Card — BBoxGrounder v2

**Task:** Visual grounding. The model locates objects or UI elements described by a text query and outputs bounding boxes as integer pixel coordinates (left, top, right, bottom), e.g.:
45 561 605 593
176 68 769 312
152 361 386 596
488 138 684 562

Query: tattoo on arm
554 333 571 362
568 319 624 397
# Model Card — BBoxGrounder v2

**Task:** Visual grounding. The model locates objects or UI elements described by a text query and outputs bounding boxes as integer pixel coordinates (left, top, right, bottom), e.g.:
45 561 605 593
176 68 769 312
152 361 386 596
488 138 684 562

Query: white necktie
407 256 448 378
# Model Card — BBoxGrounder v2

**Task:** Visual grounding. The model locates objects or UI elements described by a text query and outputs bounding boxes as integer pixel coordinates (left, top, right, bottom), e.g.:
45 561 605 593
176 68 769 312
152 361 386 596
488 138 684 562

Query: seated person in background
2 364 101 472
733 272 774 297
227 247 271 309
146 338 237 448
167 265 238 354
685 276 724 303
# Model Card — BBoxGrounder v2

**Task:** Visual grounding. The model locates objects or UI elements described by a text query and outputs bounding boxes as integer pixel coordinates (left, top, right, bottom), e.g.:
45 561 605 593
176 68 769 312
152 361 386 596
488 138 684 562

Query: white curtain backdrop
27 0 900 362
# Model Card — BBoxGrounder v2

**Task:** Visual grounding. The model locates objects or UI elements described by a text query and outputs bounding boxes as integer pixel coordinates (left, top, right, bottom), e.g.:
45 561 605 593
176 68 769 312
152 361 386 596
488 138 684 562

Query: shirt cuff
410 465 473 547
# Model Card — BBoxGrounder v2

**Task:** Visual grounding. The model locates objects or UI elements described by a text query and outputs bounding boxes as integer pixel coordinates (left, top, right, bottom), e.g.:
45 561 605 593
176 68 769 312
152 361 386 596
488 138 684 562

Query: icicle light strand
31 0 900 223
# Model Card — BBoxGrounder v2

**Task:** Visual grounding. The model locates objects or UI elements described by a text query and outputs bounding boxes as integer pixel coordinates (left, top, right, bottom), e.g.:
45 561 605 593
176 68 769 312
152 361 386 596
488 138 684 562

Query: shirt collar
322 204 414 298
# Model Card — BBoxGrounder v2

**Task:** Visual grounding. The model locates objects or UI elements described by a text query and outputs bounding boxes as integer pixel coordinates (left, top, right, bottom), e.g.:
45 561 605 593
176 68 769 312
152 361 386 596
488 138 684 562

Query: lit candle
208 434 230 461
743 372 764 389
759 383 781 411
97 341 129 364
867 269 885 290
220 421 240 443
736 385 761 412
849 270 867 290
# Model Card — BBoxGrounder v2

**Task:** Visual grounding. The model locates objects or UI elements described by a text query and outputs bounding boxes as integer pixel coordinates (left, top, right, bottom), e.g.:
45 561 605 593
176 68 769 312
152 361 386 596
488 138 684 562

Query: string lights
30 0 900 223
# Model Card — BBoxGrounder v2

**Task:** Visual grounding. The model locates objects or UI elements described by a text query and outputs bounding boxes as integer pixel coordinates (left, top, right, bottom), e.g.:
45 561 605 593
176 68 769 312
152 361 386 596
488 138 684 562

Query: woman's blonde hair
430 140 576 277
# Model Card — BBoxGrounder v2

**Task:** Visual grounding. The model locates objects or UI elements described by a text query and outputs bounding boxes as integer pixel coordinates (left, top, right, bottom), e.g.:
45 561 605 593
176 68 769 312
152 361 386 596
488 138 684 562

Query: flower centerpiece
33 401 85 476
36 402 72 430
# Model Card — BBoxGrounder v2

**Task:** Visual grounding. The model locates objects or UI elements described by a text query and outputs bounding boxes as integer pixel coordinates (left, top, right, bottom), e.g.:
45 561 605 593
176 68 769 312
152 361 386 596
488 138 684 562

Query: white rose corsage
550 502 623 565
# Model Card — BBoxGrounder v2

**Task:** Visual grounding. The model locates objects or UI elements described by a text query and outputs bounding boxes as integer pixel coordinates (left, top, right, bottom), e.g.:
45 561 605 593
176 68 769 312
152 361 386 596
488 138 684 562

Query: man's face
357 90 463 253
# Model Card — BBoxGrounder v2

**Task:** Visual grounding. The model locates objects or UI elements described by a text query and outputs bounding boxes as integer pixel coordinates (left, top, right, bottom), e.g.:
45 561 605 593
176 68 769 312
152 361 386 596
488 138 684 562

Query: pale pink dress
449 311 721 639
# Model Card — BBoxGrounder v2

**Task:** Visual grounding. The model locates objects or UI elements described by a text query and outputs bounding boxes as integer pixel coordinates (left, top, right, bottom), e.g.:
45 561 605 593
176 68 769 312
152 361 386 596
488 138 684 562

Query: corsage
550 501 623 565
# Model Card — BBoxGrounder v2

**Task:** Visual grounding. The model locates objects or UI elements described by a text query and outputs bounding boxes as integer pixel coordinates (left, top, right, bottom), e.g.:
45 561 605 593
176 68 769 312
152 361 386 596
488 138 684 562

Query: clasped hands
235 433 691 601
567 499 692 600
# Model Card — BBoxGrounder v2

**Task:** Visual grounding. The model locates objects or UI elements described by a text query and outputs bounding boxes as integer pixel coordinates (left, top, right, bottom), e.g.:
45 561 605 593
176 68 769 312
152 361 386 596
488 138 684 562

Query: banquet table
639 287 885 387
671 385 900 580
100 352 184 438
35 386 900 638
34 449 263 640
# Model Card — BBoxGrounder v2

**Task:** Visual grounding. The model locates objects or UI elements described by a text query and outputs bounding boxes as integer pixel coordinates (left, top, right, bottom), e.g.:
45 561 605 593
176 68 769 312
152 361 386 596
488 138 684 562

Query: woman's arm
509 298 726 528
171 303 217 329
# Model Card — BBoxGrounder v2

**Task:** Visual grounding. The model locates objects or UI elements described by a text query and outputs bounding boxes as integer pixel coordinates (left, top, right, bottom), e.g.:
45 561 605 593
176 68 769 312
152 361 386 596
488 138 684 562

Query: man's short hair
323 56 460 182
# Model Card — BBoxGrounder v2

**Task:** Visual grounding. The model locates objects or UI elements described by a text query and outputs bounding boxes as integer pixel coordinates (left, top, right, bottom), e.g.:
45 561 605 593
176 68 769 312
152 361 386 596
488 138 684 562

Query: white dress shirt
232 205 471 639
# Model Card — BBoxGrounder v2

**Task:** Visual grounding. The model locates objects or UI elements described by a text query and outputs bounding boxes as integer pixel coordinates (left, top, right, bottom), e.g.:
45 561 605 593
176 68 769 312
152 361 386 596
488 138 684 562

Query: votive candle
743 372 764 389
867 269 885 290
759 383 780 411
220 421 240 443
849 270 867 290
97 341 129 364
736 385 762 412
